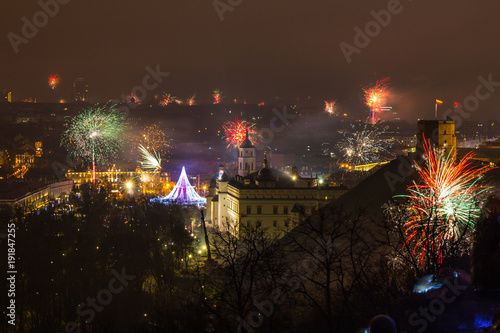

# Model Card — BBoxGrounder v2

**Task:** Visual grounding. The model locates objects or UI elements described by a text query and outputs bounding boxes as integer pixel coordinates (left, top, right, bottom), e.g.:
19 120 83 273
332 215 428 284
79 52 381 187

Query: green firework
61 103 126 166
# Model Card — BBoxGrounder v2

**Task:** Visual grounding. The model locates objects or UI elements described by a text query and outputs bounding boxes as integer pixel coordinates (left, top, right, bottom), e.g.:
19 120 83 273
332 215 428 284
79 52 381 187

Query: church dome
257 167 274 181
257 153 274 182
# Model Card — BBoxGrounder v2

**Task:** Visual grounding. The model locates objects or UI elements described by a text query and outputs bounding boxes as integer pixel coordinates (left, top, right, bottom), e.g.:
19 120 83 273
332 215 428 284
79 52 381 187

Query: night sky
2 0 500 121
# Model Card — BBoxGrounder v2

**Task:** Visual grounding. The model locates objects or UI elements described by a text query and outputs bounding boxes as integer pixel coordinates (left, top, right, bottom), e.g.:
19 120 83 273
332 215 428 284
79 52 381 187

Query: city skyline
2 1 500 121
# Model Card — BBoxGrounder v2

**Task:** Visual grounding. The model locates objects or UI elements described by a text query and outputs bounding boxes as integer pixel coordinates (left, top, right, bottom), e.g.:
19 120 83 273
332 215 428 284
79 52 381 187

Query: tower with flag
435 99 443 119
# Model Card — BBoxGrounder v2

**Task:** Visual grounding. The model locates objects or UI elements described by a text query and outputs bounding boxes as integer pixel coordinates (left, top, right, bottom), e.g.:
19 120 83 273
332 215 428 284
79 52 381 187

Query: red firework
402 136 494 268
159 93 176 106
213 89 222 104
128 93 141 104
363 77 390 124
222 117 256 150
48 74 61 90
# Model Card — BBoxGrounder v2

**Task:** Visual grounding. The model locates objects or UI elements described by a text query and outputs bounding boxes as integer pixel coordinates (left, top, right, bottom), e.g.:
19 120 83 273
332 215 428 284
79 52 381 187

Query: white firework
337 124 390 165
138 145 162 173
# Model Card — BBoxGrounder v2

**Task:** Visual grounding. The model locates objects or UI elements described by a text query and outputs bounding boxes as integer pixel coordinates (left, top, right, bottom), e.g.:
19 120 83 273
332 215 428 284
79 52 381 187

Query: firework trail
138 144 162 174
337 124 390 165
363 77 390 124
213 89 222 104
61 103 126 183
48 74 61 90
222 116 257 151
187 94 196 106
400 137 495 268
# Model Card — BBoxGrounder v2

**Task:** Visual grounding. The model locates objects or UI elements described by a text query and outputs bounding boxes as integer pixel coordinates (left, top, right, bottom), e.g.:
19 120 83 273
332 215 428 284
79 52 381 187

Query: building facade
0 90 12 103
67 167 171 196
206 140 348 238
0 180 73 207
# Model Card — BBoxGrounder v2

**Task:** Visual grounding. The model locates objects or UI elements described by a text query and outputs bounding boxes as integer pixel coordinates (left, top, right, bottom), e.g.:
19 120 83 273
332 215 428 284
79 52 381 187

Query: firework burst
48 74 61 90
222 116 257 150
399 138 495 268
125 124 172 159
337 124 390 165
61 103 126 183
159 93 176 106
138 144 162 174
363 77 390 124
213 89 222 104
140 124 171 156
128 93 141 105
324 100 337 115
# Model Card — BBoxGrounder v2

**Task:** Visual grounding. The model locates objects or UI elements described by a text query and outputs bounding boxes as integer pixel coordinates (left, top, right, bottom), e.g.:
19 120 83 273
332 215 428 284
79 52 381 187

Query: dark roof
0 180 47 200
332 155 419 219
219 172 231 182
209 176 217 188
230 168 296 188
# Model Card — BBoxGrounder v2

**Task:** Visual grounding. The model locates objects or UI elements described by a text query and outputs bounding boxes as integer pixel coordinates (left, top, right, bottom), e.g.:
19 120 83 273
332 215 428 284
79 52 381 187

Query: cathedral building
206 131 348 238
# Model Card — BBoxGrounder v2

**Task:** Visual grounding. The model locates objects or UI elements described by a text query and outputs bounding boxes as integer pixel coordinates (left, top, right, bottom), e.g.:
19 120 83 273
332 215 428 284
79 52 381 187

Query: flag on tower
435 99 443 105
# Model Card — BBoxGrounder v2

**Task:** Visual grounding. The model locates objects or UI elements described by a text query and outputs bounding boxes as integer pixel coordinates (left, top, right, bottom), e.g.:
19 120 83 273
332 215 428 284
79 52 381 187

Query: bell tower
238 129 256 177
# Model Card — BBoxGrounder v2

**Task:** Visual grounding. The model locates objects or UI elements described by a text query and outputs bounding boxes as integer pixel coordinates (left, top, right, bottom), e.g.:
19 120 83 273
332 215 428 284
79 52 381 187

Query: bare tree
195 222 283 332
280 206 377 333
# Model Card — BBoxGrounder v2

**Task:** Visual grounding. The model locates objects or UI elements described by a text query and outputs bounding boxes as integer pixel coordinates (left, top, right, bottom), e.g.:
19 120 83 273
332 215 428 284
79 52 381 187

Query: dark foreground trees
472 197 500 291
0 186 200 333
2 185 498 332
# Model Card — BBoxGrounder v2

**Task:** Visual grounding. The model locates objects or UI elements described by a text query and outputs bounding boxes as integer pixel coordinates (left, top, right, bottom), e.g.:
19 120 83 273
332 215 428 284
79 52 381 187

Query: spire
240 128 254 148
263 151 269 168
